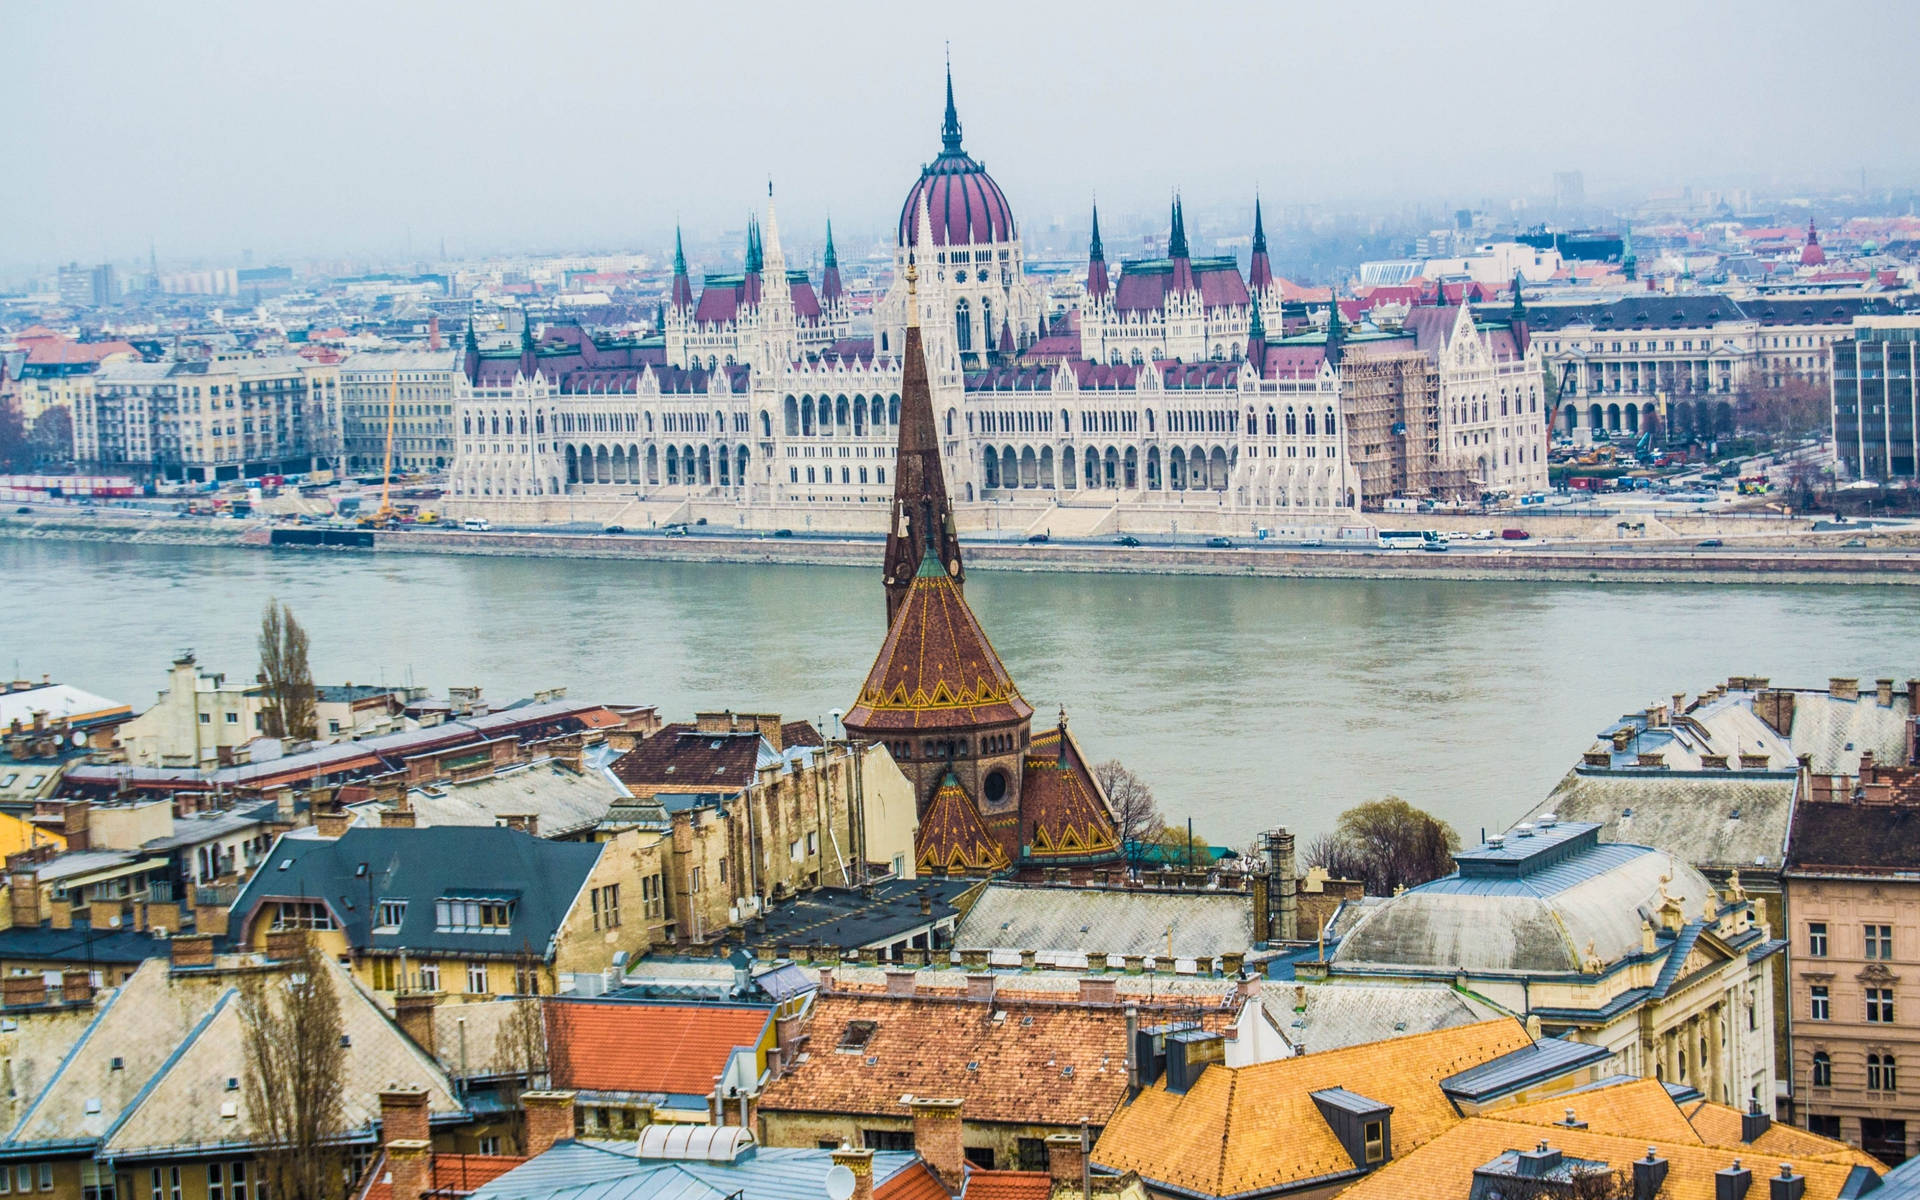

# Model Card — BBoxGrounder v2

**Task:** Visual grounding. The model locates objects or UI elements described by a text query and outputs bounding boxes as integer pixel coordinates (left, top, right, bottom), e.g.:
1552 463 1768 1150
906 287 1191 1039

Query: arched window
982 298 995 345
1812 1052 1831 1088
1304 409 1316 436
955 300 973 352
1265 406 1276 436
1325 406 1336 435
1869 1054 1897 1091
1285 407 1297 435
760 410 772 438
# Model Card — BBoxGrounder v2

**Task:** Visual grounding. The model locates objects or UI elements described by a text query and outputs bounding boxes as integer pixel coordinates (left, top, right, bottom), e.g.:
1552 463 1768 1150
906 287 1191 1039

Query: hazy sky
8 0 1919 272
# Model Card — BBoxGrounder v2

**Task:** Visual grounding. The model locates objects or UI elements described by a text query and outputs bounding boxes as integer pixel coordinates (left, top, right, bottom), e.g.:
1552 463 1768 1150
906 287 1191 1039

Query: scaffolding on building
1339 349 1474 505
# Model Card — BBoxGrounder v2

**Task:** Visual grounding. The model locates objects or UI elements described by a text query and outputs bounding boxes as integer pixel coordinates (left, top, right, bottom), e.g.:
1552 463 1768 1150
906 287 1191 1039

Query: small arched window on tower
1304 409 1316 437
1265 406 1276 436
955 300 973 352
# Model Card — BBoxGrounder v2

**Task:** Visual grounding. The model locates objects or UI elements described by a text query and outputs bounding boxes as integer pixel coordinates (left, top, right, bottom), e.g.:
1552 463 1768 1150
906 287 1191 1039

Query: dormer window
435 896 513 934
1363 1121 1385 1163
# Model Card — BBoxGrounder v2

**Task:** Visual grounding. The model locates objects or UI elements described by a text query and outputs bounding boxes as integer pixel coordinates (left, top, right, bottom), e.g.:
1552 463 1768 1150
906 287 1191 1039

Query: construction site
1338 346 1476 507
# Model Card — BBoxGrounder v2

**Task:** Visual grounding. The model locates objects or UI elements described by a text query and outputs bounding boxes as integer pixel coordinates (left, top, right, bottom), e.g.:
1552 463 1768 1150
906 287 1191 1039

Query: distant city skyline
6 0 1920 275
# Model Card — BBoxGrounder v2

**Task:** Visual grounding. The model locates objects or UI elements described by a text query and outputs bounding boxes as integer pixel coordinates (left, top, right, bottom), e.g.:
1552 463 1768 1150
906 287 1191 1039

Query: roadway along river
6 540 1915 847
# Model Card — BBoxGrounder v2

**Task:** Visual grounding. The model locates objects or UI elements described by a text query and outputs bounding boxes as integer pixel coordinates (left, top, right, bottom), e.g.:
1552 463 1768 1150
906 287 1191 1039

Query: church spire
880 244 963 625
1509 271 1526 321
671 224 694 310
1169 195 1189 259
940 55 964 155
1324 296 1345 366
1248 195 1272 292
823 218 838 269
1246 289 1267 375
821 219 843 304
1086 200 1110 301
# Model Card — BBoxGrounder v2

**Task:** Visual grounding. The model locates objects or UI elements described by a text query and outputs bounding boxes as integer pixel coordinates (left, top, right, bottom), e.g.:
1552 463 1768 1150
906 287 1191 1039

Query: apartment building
80 354 341 479
1831 314 1920 482
339 347 460 474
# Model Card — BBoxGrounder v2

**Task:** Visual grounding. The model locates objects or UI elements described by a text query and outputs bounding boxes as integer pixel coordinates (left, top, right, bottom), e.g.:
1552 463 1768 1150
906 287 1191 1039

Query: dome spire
941 50 963 154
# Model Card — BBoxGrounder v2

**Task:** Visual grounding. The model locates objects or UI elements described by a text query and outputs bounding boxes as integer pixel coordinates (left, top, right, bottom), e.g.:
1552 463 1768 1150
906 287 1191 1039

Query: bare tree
1477 1166 1645 1200
258 599 318 741
1307 796 1460 896
241 935 348 1200
1094 759 1162 846
27 405 74 467
0 399 32 472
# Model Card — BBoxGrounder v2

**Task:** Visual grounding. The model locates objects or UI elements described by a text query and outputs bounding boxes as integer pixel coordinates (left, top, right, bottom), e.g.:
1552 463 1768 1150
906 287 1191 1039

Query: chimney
2 974 46 1008
381 1088 432 1145
885 969 916 998
428 314 443 351
1876 679 1896 707
1220 951 1246 977
964 973 996 1003
386 1140 432 1200
49 897 71 931
1045 1133 1086 1190
393 988 443 1050
1739 754 1771 770
381 808 417 829
1741 1101 1772 1144
830 1147 875 1200
195 901 231 938
1079 976 1117 1006
906 1098 965 1188
1125 1005 1140 1094
1632 1149 1669 1200
1636 752 1667 767
1271 829 1298 942
521 1091 576 1158
169 933 215 970
59 968 93 1006
1701 754 1730 770
9 871 39 929
1829 678 1858 702
1716 1160 1752 1200
266 929 307 963
1769 1164 1804 1200
313 809 351 839
1582 751 1611 767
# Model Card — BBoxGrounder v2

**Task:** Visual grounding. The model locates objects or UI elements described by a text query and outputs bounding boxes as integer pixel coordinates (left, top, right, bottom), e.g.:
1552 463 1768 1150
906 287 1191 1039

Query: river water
4 540 1912 846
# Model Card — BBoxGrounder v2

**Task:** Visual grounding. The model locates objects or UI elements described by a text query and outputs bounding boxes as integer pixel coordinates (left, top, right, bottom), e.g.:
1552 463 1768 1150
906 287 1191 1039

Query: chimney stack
1045 1133 1087 1191
1716 1160 1752 1200
885 969 916 998
1829 678 1859 702
1876 679 1895 707
905 1098 965 1188
393 988 444 1050
1769 1164 1804 1200
830 1147 875 1200
168 933 215 970
521 1091 576 1158
964 973 996 1003
1632 1149 1669 1200
1741 1100 1772 1144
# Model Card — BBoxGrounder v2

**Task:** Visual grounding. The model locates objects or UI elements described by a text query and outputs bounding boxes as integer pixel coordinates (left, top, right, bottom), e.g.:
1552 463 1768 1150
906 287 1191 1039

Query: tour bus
1377 529 1444 550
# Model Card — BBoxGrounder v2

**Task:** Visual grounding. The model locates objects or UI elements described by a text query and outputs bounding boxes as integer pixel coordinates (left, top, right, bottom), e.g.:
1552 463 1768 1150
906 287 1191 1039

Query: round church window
983 768 1008 804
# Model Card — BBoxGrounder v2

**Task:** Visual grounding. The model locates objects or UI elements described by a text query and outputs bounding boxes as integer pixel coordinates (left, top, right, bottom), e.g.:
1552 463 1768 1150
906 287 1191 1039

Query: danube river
6 540 1915 846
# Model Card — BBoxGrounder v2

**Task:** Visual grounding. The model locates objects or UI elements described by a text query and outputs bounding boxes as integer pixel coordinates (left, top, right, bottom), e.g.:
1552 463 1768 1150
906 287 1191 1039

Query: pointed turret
462 320 479 382
821 219 843 303
518 316 538 379
1622 227 1637 281
1168 195 1195 294
1248 196 1273 292
998 316 1014 355
1800 218 1826 267
879 253 963 624
1085 201 1110 300
1324 297 1345 367
1508 270 1530 356
941 58 964 154
670 225 694 310
1246 289 1267 374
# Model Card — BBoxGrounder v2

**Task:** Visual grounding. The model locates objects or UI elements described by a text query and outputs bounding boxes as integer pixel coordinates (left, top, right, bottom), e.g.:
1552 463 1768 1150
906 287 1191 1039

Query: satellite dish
825 1166 857 1200
72 731 87 748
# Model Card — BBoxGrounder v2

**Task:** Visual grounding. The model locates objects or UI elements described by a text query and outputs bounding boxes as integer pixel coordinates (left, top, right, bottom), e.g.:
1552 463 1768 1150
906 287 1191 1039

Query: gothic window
760 410 772 438
983 769 1008 804
1265 406 1276 436
1285 407 1297 435
955 300 973 352
983 299 994 343
1245 407 1256 435
1304 409 1316 436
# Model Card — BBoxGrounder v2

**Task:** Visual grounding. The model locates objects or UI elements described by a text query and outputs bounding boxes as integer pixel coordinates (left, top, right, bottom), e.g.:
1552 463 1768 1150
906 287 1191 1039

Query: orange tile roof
23 338 136 365
876 1162 951 1200
1338 1119 1878 1200
362 1153 525 1200
844 556 1033 733
1681 1099 1881 1169
546 1000 771 1096
963 1171 1051 1200
1093 1020 1533 1197
758 992 1137 1126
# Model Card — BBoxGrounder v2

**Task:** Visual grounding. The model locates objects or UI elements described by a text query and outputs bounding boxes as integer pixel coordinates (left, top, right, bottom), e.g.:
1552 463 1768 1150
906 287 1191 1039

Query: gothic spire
1510 271 1527 321
1089 201 1104 261
673 225 687 275
745 216 762 274
823 218 837 269
1169 195 1189 259
1252 196 1267 253
881 247 963 624
1248 289 1266 342
940 56 964 155
671 225 694 310
1248 195 1273 292
1324 296 1344 366
1086 200 1110 301
464 320 478 354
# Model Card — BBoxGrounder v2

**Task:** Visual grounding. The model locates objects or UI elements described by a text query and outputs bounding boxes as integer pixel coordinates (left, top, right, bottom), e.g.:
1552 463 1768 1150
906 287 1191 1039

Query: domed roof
897 68 1016 249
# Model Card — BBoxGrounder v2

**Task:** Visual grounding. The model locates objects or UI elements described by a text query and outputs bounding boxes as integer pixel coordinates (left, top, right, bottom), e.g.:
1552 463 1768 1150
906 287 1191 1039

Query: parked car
1697 538 1724 548
772 528 794 538
1472 529 1495 540
1026 532 1050 544
461 518 491 532
1299 538 1323 548
13 506 29 514
603 525 627 534
1206 536 1233 548
1421 540 1450 552
665 527 688 538
1500 529 1530 540
1115 535 1141 546
1841 538 1866 548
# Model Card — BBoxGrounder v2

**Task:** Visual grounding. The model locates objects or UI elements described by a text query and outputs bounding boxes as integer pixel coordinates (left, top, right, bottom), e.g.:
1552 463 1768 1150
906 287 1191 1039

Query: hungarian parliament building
448 73 1549 530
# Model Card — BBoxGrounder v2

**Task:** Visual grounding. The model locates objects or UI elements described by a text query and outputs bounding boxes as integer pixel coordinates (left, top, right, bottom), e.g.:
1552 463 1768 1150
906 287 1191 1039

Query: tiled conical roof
845 547 1033 732
917 772 1010 875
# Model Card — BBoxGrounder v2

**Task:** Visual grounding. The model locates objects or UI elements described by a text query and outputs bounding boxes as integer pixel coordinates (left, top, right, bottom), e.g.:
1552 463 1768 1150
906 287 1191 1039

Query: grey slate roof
1438 1036 1614 1104
1522 769 1796 882
230 826 602 959
953 884 1252 961
473 1140 927 1200
751 879 973 951
1254 982 1501 1055
0 921 169 965
363 760 629 839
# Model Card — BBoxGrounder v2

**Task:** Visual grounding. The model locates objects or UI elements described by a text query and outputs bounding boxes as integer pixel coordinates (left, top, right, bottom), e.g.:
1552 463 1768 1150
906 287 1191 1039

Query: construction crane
359 369 401 528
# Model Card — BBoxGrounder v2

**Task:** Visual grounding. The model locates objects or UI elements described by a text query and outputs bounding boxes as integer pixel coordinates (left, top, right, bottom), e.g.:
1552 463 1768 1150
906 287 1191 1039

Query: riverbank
6 510 1919 584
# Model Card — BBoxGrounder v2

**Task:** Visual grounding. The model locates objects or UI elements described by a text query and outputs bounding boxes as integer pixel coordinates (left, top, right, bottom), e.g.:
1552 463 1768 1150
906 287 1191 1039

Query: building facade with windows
1831 314 1920 482
447 72 1548 528
339 347 460 474
80 354 341 479
1783 773 1920 1164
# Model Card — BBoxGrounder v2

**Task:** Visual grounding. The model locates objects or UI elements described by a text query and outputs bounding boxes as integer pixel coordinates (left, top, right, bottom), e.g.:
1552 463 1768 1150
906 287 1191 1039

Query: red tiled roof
362 1154 524 1200
23 338 136 365
877 1163 950 1200
610 724 761 795
963 1172 1051 1200
917 774 1010 875
546 1000 771 1096
1019 728 1119 862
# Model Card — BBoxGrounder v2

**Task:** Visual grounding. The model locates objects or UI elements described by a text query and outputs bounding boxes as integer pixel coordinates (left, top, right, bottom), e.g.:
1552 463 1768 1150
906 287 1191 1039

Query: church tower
877 252 965 626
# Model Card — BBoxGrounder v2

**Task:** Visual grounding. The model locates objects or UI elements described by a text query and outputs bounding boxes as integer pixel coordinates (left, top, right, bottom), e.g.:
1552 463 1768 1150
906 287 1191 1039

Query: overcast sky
7 0 1919 272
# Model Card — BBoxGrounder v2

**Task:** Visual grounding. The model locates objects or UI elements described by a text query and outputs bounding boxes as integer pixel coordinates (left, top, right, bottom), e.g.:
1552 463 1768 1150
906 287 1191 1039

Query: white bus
1377 530 1444 550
